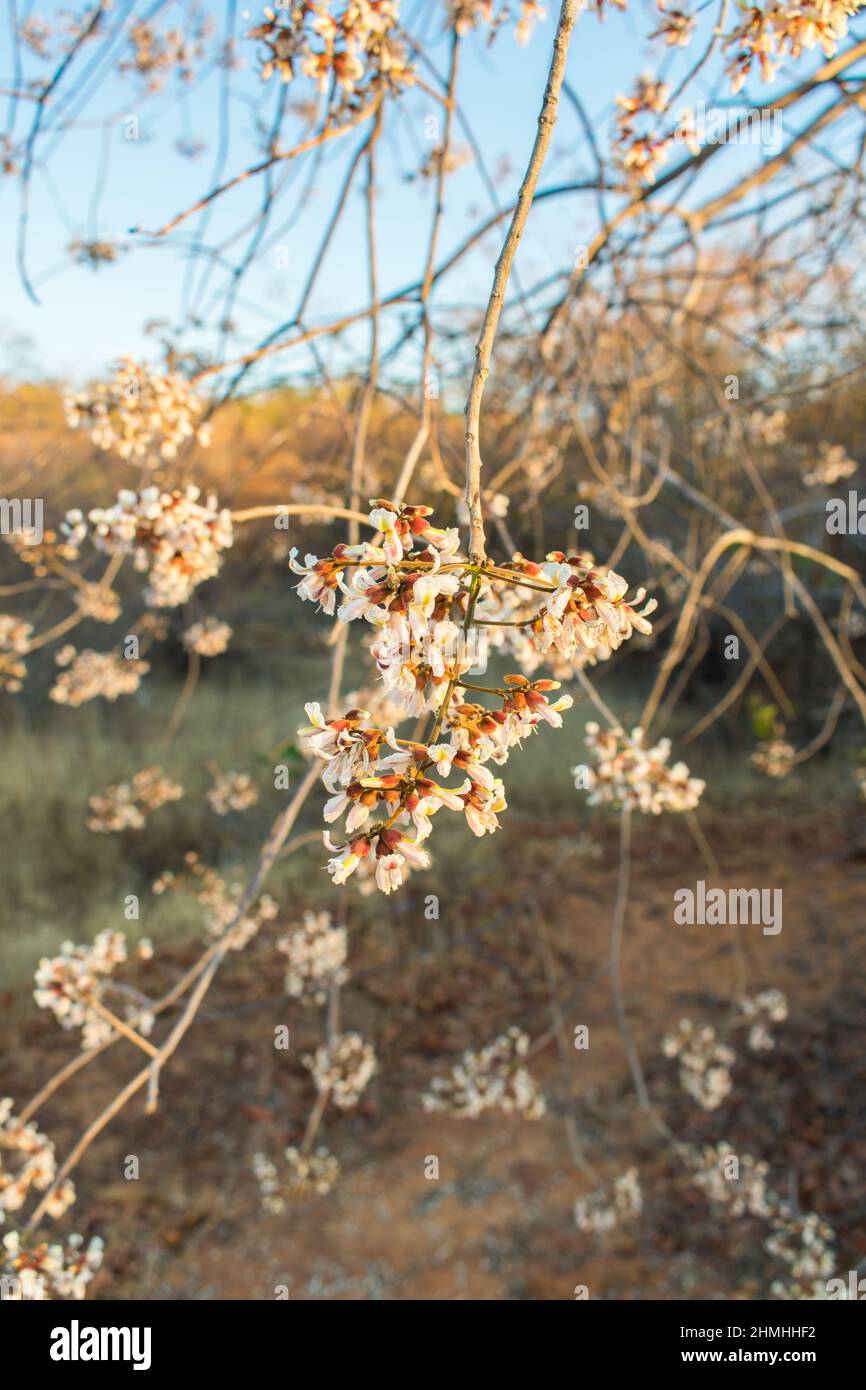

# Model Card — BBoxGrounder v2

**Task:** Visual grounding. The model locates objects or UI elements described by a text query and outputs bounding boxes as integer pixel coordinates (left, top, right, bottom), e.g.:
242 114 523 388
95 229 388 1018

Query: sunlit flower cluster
252 1147 340 1209
206 770 259 815
63 486 233 608
303 1031 376 1108
119 19 210 91
73 582 121 624
68 238 121 269
581 723 705 814
574 1167 642 1233
651 3 696 47
299 683 565 891
2 526 79 576
448 0 547 42
87 766 184 833
33 931 152 1051
521 552 657 664
250 2 414 102
0 657 26 694
1 1231 103 1301
412 143 473 181
0 616 34 653
291 502 656 893
614 75 675 185
140 612 170 642
803 442 857 486
748 407 788 445
0 614 32 692
662 1018 735 1109
1 1099 75 1223
50 646 149 706
64 358 211 465
276 910 349 1004
183 616 233 656
724 1 866 93
422 1027 545 1119
19 16 52 58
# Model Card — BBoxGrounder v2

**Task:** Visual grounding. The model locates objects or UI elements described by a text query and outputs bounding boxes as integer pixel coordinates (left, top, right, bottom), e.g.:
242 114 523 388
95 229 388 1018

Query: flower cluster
206 770 258 815
119 20 209 91
804 442 857 487
291 501 655 893
87 766 184 833
448 1 547 43
688 1142 773 1218
688 1138 838 1298
0 614 33 653
463 0 544 37
19 16 52 58
33 931 153 1051
1 1099 75 1222
411 143 473 182
0 614 32 693
252 1147 340 1208
574 1167 643 1233
662 1018 735 1109
614 75 675 185
183 617 233 656
738 988 788 1052
293 508 652 680
64 486 233 608
0 657 26 694
64 358 211 466
303 1031 376 1108
276 910 349 1004
724 1 866 93
68 238 122 269
748 407 788 445
154 853 277 950
300 686 550 891
50 646 149 706
249 2 414 102
751 737 795 779
73 582 121 624
141 612 170 642
766 1209 837 1300
581 723 705 814
651 3 696 47
3 525 79 576
1 1231 103 1301
422 1027 545 1119
518 551 657 665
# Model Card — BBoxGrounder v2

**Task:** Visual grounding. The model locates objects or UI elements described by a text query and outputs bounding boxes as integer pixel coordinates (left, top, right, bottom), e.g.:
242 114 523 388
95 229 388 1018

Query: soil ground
4 802 865 1301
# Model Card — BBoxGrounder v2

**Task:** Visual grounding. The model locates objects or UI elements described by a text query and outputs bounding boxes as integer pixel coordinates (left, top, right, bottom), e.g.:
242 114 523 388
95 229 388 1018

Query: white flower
375 852 405 894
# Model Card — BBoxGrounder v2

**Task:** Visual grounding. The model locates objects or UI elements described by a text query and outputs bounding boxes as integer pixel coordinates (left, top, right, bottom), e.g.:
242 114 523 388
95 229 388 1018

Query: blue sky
0 1 859 385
